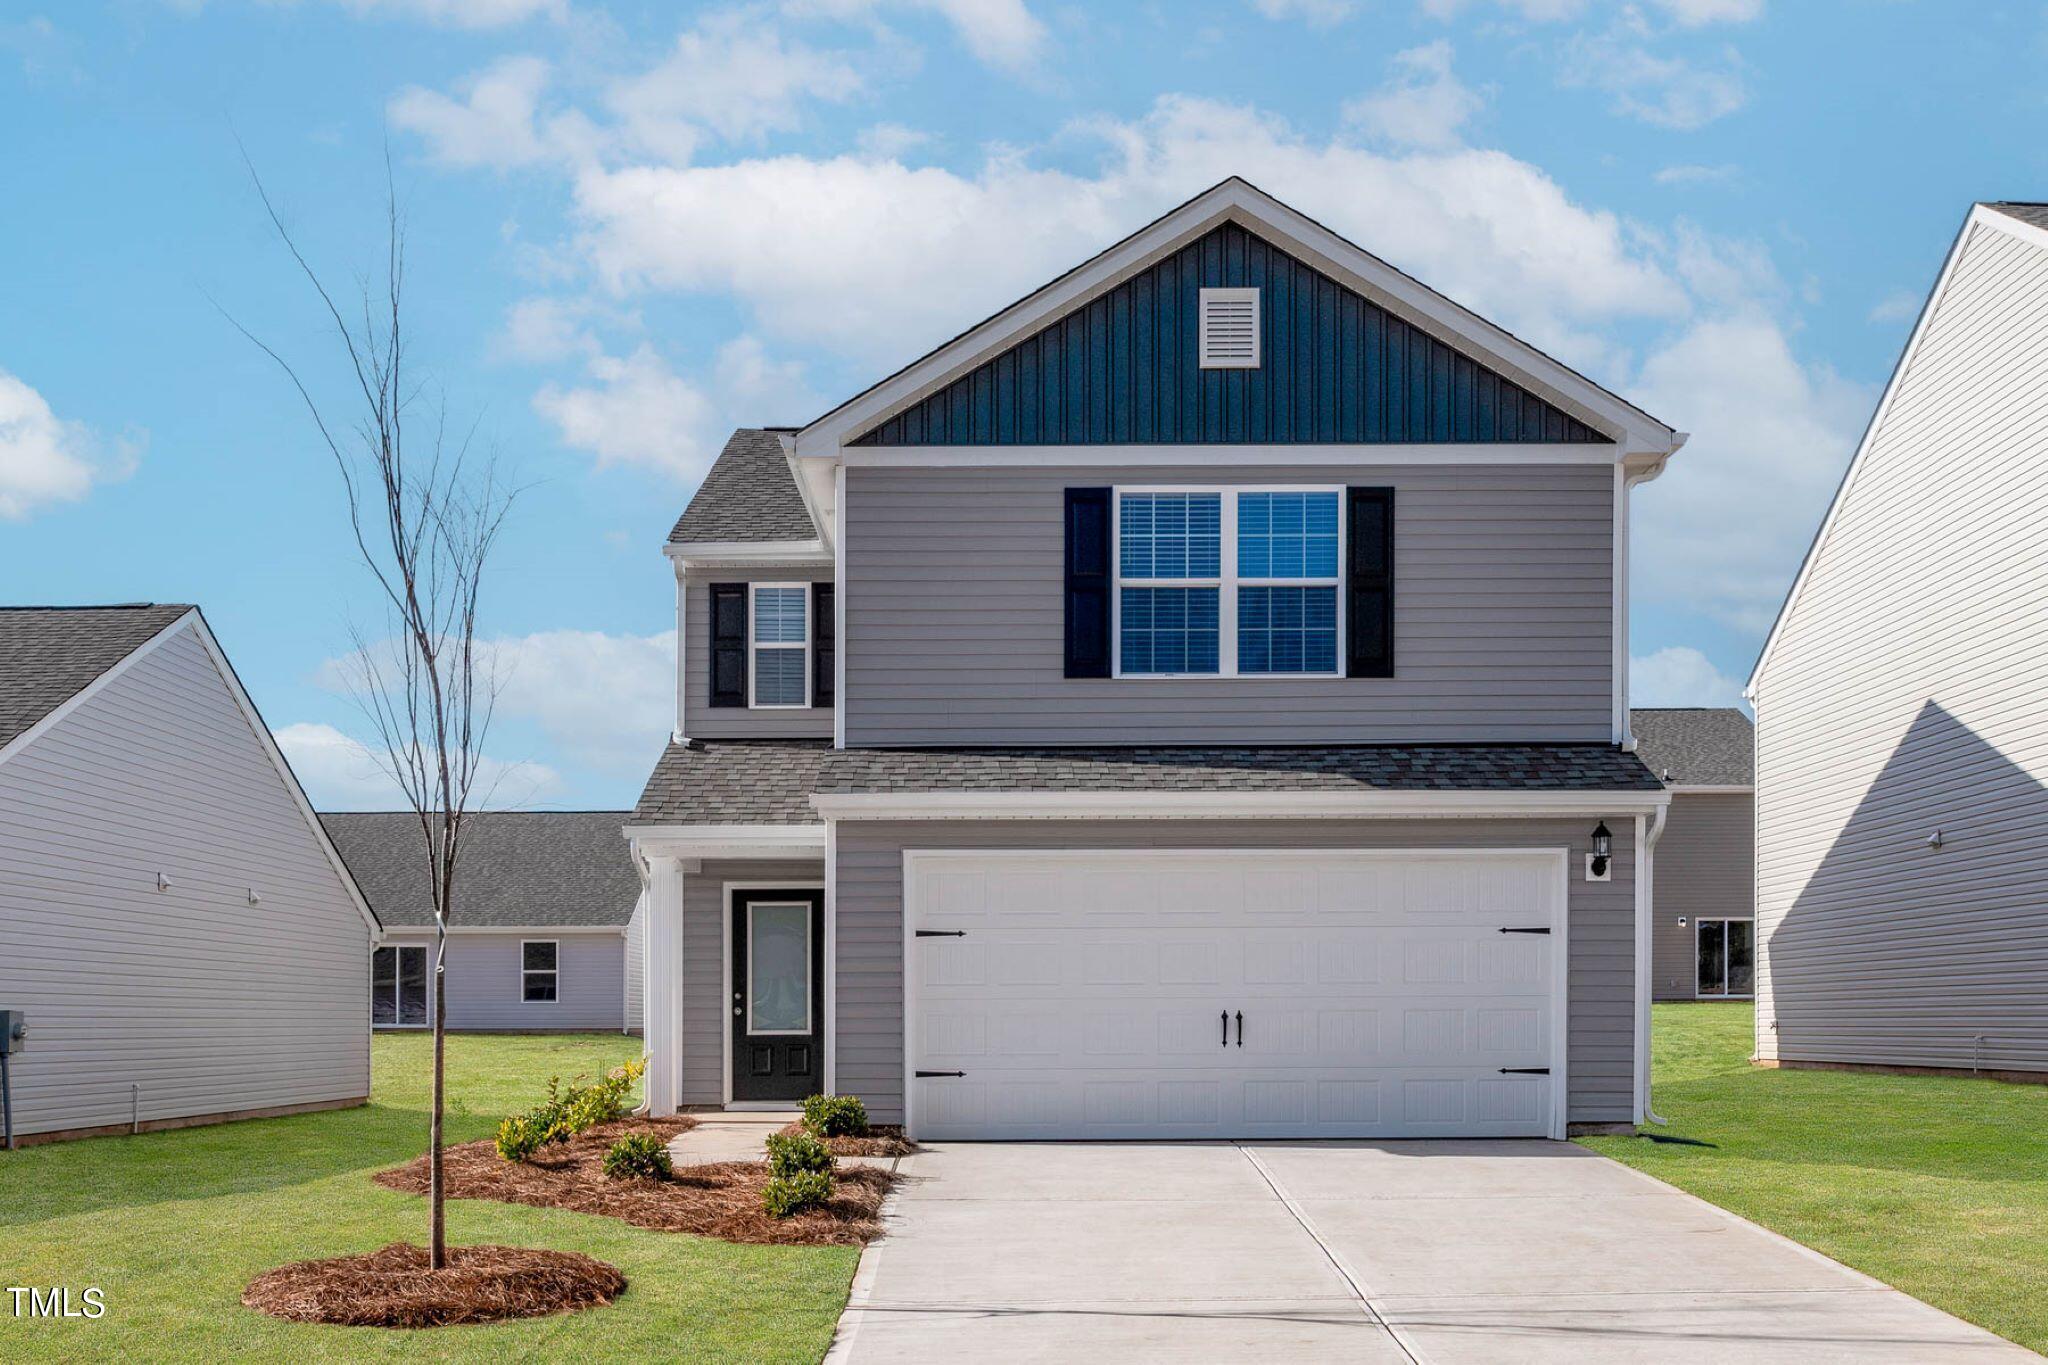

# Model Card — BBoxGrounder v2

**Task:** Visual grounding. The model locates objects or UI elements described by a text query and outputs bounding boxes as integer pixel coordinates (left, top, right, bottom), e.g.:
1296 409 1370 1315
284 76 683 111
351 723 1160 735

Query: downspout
1635 803 1672 1127
627 841 654 1118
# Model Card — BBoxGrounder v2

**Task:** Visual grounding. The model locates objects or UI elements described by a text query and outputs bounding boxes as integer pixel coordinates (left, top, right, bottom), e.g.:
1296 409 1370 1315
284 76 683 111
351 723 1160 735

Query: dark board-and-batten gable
851 222 1605 447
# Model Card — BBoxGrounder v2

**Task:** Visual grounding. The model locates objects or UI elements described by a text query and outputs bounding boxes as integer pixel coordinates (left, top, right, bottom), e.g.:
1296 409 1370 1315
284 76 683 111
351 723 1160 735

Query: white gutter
1635 802 1672 1127
811 789 1671 821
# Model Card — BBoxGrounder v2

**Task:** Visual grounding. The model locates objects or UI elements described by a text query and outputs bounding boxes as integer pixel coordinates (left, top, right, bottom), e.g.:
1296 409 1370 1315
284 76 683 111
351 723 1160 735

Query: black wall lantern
1590 821 1613 879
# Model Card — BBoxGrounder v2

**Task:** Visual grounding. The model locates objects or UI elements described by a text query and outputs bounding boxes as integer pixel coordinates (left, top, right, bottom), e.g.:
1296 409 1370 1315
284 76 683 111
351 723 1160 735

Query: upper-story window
1115 488 1343 678
751 584 809 707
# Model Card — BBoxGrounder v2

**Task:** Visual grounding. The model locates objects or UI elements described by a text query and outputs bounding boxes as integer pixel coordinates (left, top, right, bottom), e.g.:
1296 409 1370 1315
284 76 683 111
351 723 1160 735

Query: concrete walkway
665 1110 797 1167
828 1140 2035 1363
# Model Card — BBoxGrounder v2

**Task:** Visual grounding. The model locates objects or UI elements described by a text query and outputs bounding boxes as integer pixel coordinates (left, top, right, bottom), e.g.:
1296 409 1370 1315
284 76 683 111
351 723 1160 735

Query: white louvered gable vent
1198 287 1261 369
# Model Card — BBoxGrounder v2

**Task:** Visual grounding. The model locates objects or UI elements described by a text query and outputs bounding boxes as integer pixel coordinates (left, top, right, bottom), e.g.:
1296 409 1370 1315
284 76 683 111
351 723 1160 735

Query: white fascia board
811 789 1671 821
380 924 632 936
0 608 196 772
1747 205 1995 694
840 443 1623 469
626 823 827 860
1666 784 1754 795
664 540 830 567
796 178 1678 460
187 612 386 938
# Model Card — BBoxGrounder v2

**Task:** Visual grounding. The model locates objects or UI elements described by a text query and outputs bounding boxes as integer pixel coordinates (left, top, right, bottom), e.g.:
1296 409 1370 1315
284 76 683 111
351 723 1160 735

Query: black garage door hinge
915 1070 966 1078
914 930 967 938
1497 1067 1551 1075
1498 926 1551 935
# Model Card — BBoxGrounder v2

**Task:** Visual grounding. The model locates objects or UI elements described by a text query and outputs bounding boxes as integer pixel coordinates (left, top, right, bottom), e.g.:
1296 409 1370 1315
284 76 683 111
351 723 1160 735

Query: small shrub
602 1133 673 1181
766 1130 833 1179
800 1093 870 1138
762 1169 833 1218
494 1113 549 1163
496 1058 648 1162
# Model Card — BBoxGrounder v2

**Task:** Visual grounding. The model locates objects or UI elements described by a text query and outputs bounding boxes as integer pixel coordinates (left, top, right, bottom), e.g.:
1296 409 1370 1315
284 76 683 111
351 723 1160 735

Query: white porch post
643 854 687 1116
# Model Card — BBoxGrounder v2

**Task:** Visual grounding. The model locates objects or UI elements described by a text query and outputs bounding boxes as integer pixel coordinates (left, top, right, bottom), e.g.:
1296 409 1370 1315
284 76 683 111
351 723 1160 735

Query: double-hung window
521 940 559 1003
1114 488 1342 677
750 584 808 708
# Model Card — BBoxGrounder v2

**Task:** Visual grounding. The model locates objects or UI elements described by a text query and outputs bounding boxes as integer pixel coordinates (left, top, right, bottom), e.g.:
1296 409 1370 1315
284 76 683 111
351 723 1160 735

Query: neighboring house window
372 945 428 1026
522 940 559 1003
1115 488 1342 677
750 584 809 708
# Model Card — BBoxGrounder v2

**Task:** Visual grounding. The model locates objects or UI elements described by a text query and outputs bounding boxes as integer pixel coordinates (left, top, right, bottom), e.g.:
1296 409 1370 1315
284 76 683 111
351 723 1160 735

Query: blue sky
4 0 2044 809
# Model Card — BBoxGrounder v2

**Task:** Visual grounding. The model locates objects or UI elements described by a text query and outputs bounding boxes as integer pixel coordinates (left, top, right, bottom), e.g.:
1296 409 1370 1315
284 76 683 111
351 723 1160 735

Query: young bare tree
227 165 514 1270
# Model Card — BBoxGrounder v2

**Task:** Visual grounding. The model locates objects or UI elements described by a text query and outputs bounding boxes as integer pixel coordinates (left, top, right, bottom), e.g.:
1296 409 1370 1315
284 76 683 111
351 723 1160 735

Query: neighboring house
1749 201 2048 1081
0 605 378 1143
1632 708 1755 1002
627 178 1686 1140
321 811 643 1034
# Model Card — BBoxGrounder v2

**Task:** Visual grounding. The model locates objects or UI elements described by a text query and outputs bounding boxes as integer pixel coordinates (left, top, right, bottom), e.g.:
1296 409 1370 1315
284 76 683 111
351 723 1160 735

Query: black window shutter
1065 487 1112 678
812 582 835 708
1347 488 1395 679
709 583 748 707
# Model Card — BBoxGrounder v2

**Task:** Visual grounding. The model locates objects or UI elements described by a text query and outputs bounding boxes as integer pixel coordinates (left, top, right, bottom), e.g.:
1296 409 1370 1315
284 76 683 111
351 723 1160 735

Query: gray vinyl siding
0 624 371 1138
624 895 646 1035
1753 216 2048 1072
833 818 1637 1126
682 565 834 740
842 463 1616 745
380 929 627 1031
1650 792 1755 1001
682 859 826 1106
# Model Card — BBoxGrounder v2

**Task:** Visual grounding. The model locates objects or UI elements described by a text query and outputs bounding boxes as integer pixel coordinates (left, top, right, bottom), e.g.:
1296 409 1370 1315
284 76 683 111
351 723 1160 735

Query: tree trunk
429 922 448 1269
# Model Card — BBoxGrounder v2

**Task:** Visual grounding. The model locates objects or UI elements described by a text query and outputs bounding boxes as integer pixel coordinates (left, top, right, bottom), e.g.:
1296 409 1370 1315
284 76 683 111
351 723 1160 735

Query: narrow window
372 946 397 1026
522 940 559 1003
1118 492 1221 675
1199 287 1260 368
750 584 809 708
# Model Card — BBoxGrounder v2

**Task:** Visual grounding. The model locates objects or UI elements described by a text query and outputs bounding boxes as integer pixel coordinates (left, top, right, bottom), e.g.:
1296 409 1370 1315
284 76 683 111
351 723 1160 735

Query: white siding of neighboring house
379 928 629 1032
0 621 373 1138
624 894 646 1036
1753 213 2048 1073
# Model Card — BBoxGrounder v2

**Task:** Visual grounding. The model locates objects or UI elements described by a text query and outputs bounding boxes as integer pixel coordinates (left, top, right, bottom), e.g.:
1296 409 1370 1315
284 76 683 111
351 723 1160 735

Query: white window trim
373 944 429 1028
745 900 814 1037
749 582 810 710
1693 917 1755 1000
1198 286 1261 369
521 938 560 1005
1112 486 1346 679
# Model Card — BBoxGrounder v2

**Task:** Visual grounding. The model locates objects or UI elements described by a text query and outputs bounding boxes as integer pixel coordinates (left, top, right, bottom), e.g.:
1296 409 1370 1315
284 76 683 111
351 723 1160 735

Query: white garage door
905 849 1567 1141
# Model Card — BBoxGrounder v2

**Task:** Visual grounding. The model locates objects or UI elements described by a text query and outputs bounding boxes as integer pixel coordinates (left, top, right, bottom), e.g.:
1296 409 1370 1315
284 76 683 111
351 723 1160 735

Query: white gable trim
184 613 384 936
796 177 1679 462
1747 204 2035 693
838 442 1622 468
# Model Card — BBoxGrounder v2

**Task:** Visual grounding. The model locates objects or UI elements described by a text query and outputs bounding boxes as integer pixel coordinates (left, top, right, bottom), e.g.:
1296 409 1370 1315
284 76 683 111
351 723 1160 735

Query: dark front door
731 889 825 1101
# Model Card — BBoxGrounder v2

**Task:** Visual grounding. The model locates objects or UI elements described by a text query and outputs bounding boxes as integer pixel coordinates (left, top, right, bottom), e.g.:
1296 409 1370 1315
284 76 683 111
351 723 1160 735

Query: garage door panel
907 851 1564 1140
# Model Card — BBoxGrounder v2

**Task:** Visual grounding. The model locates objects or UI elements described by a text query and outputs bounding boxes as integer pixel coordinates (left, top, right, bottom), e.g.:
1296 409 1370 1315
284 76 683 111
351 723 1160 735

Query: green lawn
1581 1003 2048 1354
0 1033 858 1362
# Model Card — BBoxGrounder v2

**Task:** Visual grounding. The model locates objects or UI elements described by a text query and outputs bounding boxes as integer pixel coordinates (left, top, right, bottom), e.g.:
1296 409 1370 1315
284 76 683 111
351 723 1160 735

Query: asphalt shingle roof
1630 708 1754 787
816 744 1664 795
320 811 642 928
632 739 832 824
669 428 817 545
1988 202 2048 233
0 604 195 752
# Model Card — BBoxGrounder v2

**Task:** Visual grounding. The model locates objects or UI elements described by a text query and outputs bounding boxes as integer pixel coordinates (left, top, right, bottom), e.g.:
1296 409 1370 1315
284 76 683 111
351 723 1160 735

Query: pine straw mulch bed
372 1118 896 1246
243 1242 625 1328
777 1121 919 1160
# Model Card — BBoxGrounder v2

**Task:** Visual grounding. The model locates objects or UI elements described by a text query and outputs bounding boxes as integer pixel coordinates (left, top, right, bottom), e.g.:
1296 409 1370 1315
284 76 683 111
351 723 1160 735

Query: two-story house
625 178 1684 1141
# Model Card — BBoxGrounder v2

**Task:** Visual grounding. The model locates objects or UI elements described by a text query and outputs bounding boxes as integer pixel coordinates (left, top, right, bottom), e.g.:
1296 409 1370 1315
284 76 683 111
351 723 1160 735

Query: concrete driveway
828 1140 2033 1363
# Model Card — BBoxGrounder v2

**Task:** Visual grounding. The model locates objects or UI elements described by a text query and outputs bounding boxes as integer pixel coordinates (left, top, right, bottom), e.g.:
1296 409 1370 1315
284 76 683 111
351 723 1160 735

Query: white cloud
0 367 136 521
569 95 1686 363
1420 0 1589 21
1630 646 1747 708
1649 0 1763 26
1563 17 1748 129
1868 287 1921 324
607 11 865 152
1252 0 1359 26
324 0 566 27
790 0 1048 74
1631 314 1872 631
495 295 606 362
388 56 593 170
483 629 676 774
1343 41 1484 151
275 721 561 810
534 336 815 478
1654 162 1739 187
